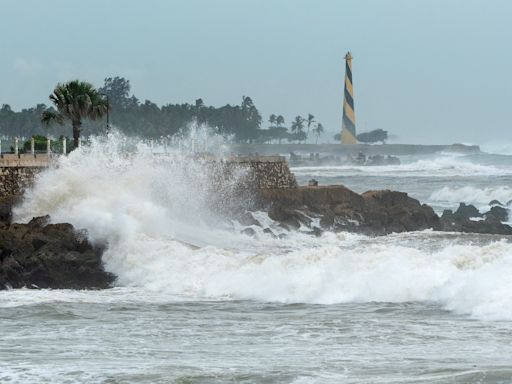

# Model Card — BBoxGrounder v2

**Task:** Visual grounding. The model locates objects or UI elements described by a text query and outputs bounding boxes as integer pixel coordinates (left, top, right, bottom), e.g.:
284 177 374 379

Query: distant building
341 52 357 144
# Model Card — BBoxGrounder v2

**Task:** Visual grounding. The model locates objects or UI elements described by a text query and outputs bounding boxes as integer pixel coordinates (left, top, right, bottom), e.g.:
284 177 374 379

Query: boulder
241 227 257 237
263 228 277 238
360 190 440 234
484 206 509 222
0 195 20 224
489 199 504 207
453 203 482 220
0 216 115 290
237 211 261 227
259 186 440 235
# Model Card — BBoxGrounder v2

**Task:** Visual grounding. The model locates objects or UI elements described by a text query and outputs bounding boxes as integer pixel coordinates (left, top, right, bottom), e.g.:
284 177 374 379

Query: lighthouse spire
341 51 357 144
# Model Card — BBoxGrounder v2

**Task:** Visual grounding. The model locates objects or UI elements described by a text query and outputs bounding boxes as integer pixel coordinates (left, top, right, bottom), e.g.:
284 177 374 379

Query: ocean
2 135 512 383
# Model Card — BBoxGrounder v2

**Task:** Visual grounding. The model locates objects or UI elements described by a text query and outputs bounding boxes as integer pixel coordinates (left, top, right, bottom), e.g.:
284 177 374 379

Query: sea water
2 134 512 383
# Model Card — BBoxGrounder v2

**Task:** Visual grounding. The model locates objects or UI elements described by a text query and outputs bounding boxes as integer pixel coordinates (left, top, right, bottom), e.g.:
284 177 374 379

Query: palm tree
313 123 324 144
269 114 277 128
290 115 306 143
41 80 109 149
276 115 285 128
306 113 315 142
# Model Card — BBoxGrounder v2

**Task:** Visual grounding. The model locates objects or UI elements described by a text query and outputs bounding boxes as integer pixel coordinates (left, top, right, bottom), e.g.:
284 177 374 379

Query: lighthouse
341 52 357 144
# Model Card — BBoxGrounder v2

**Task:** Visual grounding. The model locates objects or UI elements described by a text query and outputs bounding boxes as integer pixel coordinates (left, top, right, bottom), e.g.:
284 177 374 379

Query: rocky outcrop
0 216 115 290
257 186 512 236
259 186 440 235
440 203 512 235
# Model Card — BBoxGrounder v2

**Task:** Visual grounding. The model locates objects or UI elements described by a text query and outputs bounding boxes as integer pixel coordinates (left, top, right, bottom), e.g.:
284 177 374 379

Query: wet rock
263 228 277 238
453 203 482 220
307 226 323 237
0 217 115 290
441 206 512 235
360 190 440 235
484 206 508 222
489 199 504 207
237 211 261 227
268 204 311 230
459 214 512 235
241 227 256 237
260 186 440 235
0 195 20 224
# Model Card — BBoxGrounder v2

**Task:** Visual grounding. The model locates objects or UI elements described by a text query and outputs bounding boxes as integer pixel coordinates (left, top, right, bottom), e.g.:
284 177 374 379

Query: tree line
0 77 325 145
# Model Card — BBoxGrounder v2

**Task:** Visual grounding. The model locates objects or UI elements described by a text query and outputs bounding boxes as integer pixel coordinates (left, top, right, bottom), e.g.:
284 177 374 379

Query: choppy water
2 134 512 383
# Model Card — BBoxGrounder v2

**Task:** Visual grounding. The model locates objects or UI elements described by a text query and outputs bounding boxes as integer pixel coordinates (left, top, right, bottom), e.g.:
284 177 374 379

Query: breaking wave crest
12 133 512 321
430 186 512 209
292 154 512 178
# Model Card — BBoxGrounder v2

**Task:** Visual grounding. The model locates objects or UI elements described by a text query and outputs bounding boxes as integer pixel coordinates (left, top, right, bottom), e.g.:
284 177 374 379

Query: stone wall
227 156 297 189
0 166 43 198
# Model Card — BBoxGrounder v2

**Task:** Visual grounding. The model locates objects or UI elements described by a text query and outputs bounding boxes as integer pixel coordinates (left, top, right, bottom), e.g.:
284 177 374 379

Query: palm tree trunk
72 120 81 149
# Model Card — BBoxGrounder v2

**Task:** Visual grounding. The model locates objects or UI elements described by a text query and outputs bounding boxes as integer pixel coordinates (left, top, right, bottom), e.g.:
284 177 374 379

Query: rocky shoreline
254 185 512 236
1 183 511 291
0 196 115 290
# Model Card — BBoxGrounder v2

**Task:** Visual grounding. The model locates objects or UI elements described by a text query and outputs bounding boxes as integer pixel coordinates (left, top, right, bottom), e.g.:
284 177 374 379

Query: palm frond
41 110 64 126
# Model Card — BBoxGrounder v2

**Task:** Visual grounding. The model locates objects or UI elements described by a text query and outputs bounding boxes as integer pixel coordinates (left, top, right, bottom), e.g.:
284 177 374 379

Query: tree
98 76 134 110
41 80 109 149
356 129 388 143
306 113 315 142
290 115 305 143
276 115 285 128
313 122 324 144
269 114 277 127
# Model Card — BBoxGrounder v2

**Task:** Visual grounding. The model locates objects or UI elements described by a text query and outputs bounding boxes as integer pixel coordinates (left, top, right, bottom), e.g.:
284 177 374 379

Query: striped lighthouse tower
341 51 357 144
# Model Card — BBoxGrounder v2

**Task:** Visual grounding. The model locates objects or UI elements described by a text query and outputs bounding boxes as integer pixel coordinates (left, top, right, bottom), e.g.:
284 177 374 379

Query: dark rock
0 195 21 224
241 227 256 237
484 206 508 222
307 226 323 237
237 211 261 227
268 204 312 230
263 228 277 238
453 203 482 220
260 186 440 235
459 215 512 235
489 199 504 207
0 217 115 290
441 209 453 220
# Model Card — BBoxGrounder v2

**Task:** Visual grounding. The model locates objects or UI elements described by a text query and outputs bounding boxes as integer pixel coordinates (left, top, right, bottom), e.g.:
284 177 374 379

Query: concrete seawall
0 154 298 199
0 154 50 198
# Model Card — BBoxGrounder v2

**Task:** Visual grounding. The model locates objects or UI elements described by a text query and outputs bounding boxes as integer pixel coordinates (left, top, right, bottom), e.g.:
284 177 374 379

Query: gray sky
1 0 511 144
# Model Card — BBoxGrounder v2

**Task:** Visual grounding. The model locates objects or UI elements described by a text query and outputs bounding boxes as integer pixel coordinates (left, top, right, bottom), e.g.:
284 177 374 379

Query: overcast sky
1 0 511 144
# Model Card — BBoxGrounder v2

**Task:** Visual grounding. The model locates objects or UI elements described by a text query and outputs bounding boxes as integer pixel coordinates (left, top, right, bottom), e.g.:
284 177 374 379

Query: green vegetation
22 135 47 151
333 129 389 144
41 80 109 148
357 129 388 143
0 76 325 144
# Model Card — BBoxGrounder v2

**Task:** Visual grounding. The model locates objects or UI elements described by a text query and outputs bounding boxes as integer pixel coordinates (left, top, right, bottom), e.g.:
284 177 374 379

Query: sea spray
11 133 512 321
430 186 512 210
292 154 512 178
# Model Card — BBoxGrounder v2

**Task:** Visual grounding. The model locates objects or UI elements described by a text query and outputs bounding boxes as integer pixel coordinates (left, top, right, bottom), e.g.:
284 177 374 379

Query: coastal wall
0 155 49 198
226 156 297 189
0 154 297 200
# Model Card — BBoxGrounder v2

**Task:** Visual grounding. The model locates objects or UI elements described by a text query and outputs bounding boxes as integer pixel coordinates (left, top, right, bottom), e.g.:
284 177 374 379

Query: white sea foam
292 155 512 178
11 134 512 321
429 186 512 209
